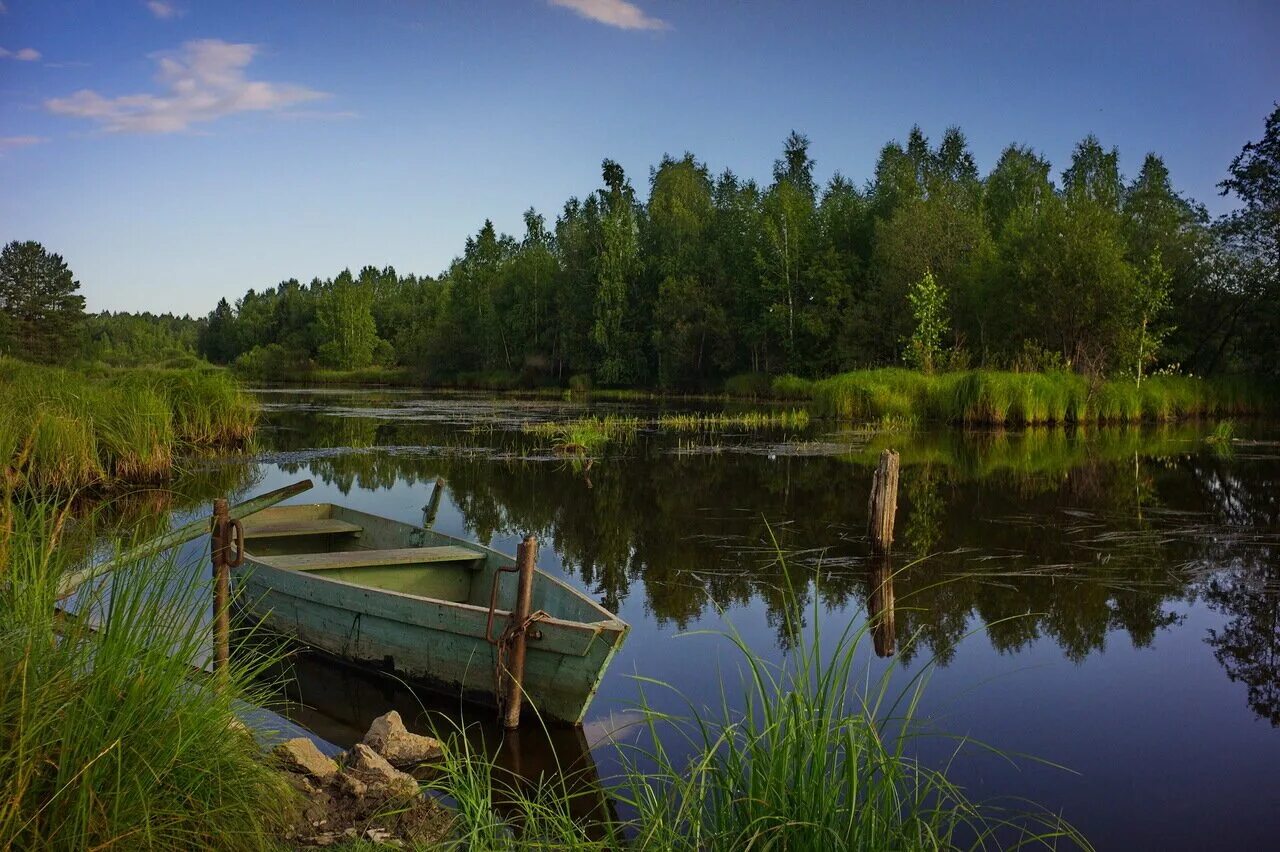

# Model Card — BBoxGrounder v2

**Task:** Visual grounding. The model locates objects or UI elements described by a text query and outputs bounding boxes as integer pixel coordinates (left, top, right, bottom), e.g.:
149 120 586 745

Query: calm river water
162 388 1280 849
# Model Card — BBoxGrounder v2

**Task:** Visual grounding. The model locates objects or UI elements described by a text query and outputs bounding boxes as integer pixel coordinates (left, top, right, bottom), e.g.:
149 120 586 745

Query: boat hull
230 505 627 726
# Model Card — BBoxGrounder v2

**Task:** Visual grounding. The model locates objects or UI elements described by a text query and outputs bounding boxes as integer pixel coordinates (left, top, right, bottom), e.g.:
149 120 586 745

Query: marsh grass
522 416 641 454
0 359 258 493
426 565 1087 850
657 409 811 433
0 502 293 850
813 369 1272 426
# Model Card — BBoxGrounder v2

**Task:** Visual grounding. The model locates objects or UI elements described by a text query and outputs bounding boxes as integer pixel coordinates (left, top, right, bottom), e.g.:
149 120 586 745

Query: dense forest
4 108 1277 388
194 109 1280 388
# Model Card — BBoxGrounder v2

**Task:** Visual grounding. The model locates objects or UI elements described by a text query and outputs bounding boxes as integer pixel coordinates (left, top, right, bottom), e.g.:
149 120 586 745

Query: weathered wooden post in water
209 498 244 681
503 535 538 729
867 449 900 553
866 449 900 656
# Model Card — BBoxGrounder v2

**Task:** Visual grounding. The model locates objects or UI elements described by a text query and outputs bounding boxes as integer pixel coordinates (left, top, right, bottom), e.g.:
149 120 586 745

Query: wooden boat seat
240 518 364 540
258 546 484 572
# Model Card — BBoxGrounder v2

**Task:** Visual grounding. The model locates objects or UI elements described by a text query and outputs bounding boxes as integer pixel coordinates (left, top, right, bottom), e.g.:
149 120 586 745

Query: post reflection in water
867 555 896 658
224 390 1280 849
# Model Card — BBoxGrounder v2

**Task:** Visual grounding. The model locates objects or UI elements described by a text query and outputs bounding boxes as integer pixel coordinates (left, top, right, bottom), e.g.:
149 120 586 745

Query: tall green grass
0 359 258 493
0 503 292 850
427 570 1087 850
812 369 1273 426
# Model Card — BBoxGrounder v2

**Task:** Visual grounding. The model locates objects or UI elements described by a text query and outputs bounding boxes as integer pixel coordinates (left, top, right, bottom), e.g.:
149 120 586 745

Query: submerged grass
812 369 1272 426
0 502 292 850
428 565 1087 850
0 358 258 493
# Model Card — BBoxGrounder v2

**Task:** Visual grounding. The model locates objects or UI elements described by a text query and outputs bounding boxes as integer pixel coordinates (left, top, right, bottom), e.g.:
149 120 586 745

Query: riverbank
234 364 1273 426
0 359 257 493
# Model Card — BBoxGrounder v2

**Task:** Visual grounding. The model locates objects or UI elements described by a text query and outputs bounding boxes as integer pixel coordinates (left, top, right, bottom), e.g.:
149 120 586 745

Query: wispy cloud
45 39 328 134
0 47 43 61
0 136 47 153
0 3 8 14
145 1 182 20
548 0 668 31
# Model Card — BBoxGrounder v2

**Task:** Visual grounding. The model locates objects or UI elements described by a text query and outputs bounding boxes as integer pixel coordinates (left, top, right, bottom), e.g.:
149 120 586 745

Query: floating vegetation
1205 419 1237 457
657 409 810 432
522 415 641 454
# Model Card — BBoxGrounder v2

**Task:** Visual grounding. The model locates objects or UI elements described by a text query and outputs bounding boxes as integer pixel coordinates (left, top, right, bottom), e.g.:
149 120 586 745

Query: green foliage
905 269 948 372
189 108 1279 386
0 504 292 850
812 368 1272 425
317 271 380 369
0 240 86 363
723 371 774 398
0 359 257 493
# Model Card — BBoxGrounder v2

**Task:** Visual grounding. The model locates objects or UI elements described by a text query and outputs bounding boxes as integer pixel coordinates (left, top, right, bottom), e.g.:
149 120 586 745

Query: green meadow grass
0 359 258 493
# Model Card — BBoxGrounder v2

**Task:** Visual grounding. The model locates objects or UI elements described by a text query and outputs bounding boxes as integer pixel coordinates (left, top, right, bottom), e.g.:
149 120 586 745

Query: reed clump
812 368 1272 426
657 409 810 432
0 503 293 850
523 415 641 453
0 359 258 493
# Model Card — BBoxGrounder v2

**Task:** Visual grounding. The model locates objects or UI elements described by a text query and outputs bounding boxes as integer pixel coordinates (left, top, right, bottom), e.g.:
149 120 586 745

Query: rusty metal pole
502 535 537 729
211 498 231 681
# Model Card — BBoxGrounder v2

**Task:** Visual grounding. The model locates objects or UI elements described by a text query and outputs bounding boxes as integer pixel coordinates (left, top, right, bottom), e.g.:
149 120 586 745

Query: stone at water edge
273 737 339 783
362 710 443 767
345 743 421 800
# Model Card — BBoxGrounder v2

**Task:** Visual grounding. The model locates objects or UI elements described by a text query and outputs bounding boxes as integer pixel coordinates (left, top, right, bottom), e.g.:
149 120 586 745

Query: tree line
4 107 1277 386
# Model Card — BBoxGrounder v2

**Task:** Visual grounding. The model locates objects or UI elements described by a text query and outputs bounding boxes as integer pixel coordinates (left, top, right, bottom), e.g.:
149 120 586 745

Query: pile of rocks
273 711 450 848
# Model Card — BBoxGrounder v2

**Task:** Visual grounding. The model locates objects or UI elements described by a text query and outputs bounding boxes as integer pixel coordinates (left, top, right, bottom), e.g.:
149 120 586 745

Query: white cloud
146 1 182 20
548 0 668 31
0 136 47 153
0 3 8 14
0 46 42 61
45 39 327 134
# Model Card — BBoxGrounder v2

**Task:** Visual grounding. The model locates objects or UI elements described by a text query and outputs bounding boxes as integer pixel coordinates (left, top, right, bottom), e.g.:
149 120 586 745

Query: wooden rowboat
231 503 628 726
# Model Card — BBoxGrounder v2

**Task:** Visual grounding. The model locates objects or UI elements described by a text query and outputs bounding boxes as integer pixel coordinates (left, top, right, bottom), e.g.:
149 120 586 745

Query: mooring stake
503 535 538 729
867 449 900 554
210 497 244 683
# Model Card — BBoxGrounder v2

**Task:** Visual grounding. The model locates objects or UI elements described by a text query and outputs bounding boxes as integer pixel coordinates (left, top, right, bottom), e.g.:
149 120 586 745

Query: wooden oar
56 479 314 600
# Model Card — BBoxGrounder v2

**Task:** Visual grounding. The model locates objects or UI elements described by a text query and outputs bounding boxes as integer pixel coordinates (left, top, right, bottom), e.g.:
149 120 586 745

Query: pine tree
0 240 86 363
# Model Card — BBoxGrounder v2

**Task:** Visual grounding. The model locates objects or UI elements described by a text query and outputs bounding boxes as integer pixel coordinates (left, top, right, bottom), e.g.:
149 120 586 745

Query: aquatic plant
522 416 641 454
657 409 810 432
0 503 292 850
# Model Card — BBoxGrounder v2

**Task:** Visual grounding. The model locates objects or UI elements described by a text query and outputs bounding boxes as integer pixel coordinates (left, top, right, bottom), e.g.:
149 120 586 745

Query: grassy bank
0 503 291 850
808 369 1271 426
0 359 257 493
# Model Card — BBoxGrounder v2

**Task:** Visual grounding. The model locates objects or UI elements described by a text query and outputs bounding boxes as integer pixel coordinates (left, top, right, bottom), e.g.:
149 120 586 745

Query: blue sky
1 0 1277 315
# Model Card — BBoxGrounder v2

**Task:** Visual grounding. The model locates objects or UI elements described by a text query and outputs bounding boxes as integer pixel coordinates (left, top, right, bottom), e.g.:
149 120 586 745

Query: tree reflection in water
256 396 1280 720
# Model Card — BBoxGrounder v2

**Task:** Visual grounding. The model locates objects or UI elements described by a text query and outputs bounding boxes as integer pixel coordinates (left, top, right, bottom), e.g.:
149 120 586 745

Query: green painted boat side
231 503 629 725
